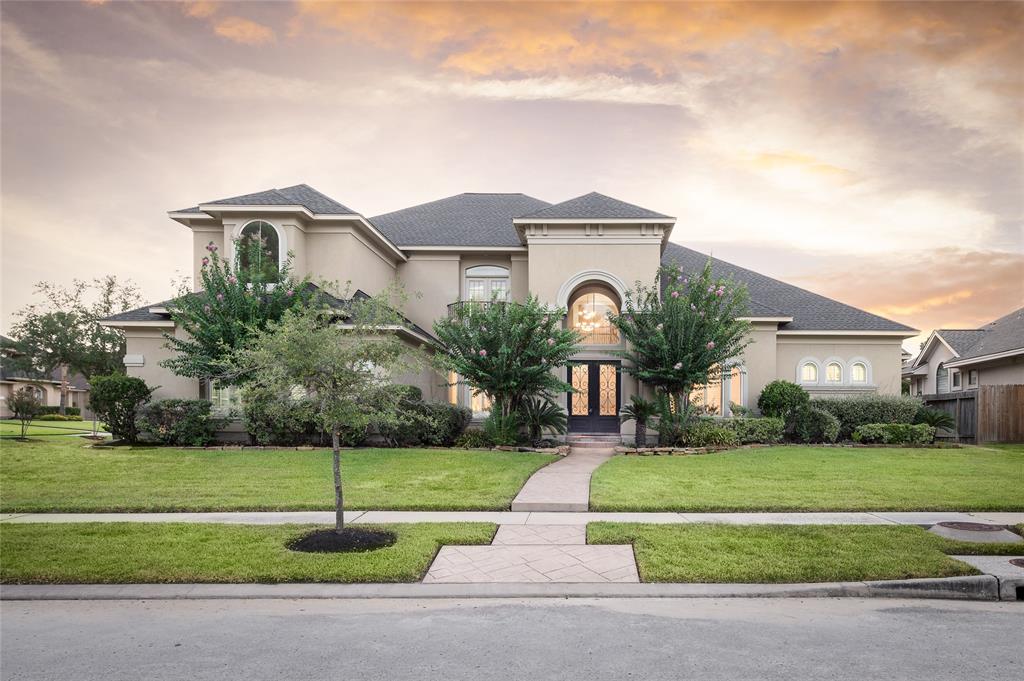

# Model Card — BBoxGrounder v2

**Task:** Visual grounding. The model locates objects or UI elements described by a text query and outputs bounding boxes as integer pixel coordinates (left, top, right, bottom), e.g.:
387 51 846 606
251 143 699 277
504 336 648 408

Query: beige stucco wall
775 334 904 397
305 229 397 295
527 241 662 306
123 328 200 401
739 323 779 410
976 356 1024 385
397 255 461 332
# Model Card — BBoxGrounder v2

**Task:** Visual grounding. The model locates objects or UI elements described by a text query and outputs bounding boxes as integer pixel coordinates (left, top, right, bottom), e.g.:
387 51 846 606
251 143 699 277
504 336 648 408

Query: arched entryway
565 280 623 433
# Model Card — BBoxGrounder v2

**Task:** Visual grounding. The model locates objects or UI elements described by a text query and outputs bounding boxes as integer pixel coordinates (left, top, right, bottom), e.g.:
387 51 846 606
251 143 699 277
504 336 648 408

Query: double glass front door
568 361 620 433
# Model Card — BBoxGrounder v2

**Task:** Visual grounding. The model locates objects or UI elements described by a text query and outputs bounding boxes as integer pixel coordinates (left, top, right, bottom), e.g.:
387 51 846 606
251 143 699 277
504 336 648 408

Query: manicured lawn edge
0 522 497 584
0 439 556 512
587 523 1024 583
589 445 1024 512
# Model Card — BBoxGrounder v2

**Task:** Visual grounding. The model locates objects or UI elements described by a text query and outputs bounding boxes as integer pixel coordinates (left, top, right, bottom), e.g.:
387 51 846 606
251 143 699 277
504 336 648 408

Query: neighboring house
903 307 1024 396
0 336 91 418
101 184 917 439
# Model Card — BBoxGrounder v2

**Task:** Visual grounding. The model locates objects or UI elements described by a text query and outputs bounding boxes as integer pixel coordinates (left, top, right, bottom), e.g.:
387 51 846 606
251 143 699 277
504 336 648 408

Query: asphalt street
1 597 1021 680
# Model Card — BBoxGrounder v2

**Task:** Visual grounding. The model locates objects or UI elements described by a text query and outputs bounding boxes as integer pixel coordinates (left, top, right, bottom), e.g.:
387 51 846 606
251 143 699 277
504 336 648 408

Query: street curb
0 575 1001 602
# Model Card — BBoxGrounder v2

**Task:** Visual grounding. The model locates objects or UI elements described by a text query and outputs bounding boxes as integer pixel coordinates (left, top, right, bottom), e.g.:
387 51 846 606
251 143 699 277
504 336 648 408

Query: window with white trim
825 362 842 383
851 362 867 383
968 370 979 387
210 382 241 417
800 362 818 383
238 220 281 281
951 370 962 390
465 265 510 302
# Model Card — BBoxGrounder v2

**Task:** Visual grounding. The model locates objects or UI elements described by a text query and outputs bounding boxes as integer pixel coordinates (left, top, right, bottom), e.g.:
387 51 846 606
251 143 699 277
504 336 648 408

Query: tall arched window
465 265 509 302
238 220 281 281
568 284 620 344
851 362 867 383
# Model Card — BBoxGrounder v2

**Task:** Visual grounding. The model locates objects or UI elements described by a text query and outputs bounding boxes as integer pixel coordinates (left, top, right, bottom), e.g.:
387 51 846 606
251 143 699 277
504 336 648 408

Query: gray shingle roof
517 192 672 220
946 307 1024 361
661 242 916 332
936 330 988 355
174 184 357 216
370 193 550 247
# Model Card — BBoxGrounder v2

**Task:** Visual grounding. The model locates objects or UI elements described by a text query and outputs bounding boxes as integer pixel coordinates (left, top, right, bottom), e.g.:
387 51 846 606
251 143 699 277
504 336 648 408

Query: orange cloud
292 1 1023 78
182 1 219 19
213 16 275 45
794 248 1024 348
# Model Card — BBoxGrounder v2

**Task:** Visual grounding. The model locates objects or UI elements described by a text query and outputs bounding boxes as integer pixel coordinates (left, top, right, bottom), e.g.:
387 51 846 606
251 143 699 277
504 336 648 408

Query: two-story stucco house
102 184 917 439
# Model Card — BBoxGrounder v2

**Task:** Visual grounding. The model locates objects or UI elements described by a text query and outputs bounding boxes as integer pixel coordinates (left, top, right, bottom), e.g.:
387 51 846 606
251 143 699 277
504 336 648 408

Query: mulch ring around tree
287 528 397 554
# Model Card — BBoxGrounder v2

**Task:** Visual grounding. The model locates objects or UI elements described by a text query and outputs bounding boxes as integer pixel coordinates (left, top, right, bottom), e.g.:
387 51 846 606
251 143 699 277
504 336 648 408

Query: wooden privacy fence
924 385 1024 444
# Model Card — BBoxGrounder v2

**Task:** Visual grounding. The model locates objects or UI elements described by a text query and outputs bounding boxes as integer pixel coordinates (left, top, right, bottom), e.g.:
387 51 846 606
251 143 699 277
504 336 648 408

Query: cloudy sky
2 0 1021 350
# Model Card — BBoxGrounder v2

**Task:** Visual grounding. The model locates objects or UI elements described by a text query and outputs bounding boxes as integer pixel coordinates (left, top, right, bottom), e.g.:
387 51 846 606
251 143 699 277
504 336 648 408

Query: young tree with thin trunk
232 291 415 534
9 386 42 439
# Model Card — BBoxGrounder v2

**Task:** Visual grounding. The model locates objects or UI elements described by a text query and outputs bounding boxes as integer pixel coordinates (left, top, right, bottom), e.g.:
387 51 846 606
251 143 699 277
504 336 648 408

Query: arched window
851 362 867 383
826 362 843 383
465 265 509 302
800 362 818 383
238 220 281 281
568 284 619 344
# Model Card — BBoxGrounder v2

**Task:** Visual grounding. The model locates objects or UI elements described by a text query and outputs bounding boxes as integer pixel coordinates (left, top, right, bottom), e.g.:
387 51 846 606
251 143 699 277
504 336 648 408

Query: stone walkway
509 446 614 512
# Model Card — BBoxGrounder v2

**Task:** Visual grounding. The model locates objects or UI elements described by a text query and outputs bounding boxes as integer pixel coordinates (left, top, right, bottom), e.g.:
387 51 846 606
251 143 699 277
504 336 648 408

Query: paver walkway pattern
510 447 614 512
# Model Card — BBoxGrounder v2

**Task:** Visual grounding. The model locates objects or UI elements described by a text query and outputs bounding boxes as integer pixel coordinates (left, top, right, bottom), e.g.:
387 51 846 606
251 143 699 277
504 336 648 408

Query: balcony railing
446 300 509 318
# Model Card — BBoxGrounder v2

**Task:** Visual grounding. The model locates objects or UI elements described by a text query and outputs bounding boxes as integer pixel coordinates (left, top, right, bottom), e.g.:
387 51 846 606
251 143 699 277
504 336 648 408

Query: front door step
423 544 639 583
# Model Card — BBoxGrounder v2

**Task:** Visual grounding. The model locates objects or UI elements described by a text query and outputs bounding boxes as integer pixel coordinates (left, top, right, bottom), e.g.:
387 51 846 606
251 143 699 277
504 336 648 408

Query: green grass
588 523 1024 583
0 438 556 512
589 445 1024 512
0 419 100 437
0 522 495 584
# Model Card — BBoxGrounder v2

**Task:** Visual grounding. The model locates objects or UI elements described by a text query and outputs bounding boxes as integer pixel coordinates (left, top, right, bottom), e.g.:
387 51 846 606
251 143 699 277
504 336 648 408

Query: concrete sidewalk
3 511 1022 525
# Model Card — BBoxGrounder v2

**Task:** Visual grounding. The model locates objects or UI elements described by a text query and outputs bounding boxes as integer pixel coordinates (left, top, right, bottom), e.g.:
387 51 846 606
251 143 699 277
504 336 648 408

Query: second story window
239 220 281 281
568 284 620 345
465 265 509 302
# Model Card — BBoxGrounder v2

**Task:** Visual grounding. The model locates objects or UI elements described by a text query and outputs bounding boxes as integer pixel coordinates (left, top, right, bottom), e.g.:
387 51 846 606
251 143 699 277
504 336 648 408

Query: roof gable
370 193 550 247
516 192 672 220
953 306 1024 361
175 184 357 216
661 243 916 333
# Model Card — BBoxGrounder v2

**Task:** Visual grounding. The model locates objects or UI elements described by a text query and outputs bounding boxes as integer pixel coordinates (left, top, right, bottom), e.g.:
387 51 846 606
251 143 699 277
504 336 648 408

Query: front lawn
0 522 495 584
0 419 101 438
0 439 555 512
589 446 1024 512
588 523 1024 583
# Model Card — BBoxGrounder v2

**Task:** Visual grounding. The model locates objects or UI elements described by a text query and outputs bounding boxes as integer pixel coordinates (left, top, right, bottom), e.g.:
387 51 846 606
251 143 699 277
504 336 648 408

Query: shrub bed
853 423 936 445
813 395 920 440
136 399 222 447
36 414 84 422
790 406 840 444
718 417 784 444
681 421 739 447
37 406 81 417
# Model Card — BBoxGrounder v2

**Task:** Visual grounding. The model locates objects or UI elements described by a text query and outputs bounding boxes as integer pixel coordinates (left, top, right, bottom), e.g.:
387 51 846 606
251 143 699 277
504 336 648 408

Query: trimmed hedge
136 399 222 447
718 417 785 444
36 414 84 422
853 423 936 445
813 396 921 440
791 406 840 444
681 421 739 447
37 406 81 416
757 380 809 419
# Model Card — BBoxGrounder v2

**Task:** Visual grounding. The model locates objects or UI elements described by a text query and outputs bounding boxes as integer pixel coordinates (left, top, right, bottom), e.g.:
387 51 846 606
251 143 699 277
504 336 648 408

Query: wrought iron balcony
446 300 509 318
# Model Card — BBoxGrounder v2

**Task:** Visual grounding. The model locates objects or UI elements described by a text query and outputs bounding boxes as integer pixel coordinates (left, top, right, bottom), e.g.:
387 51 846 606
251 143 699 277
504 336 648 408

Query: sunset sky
2 1 1021 351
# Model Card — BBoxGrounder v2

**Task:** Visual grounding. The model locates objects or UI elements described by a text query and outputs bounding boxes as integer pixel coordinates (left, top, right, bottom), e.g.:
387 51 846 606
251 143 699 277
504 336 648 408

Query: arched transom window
465 265 509 302
569 284 620 345
826 362 843 383
800 362 818 383
851 362 867 383
238 220 281 281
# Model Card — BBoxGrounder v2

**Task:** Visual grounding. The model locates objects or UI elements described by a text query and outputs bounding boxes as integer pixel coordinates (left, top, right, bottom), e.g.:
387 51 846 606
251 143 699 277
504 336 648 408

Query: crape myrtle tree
162 238 315 385
232 290 420 535
610 260 752 412
9 277 141 414
432 296 582 420
9 386 42 439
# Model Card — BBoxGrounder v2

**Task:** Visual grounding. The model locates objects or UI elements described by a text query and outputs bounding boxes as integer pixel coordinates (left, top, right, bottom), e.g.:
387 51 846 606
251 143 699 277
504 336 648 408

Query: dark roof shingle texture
370 193 550 247
661 243 916 332
175 184 356 216
518 192 671 220
944 307 1024 361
